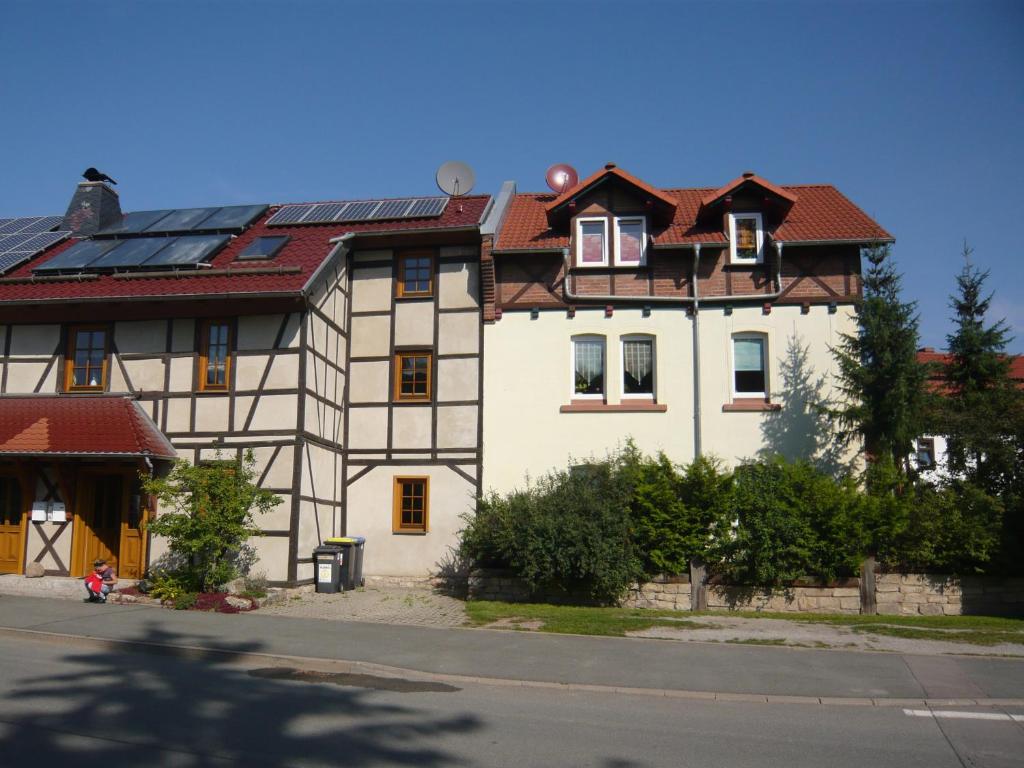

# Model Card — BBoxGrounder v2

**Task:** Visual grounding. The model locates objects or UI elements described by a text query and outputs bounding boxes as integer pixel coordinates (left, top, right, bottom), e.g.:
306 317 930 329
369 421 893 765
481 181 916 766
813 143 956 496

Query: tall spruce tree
943 244 1022 494
832 244 928 470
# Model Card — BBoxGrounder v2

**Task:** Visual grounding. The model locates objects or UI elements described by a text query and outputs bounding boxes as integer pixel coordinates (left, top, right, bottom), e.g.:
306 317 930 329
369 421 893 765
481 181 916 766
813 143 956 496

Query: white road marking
904 709 1024 722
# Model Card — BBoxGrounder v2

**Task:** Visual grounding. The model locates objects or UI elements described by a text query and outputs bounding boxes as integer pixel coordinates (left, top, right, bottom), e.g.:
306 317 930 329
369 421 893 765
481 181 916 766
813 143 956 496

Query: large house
0 164 891 583
0 177 500 583
482 164 891 491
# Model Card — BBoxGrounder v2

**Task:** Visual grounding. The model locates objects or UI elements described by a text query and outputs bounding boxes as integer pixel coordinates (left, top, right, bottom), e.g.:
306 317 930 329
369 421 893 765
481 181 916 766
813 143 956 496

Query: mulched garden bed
113 586 258 613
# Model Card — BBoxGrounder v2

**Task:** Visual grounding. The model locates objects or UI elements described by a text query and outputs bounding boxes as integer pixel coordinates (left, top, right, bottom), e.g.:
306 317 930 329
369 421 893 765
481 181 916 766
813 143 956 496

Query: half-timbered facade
0 179 494 583
482 165 892 491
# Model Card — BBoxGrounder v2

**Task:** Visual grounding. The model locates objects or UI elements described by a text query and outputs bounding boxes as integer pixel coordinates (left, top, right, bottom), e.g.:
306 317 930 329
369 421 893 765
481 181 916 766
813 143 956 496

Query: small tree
143 450 281 592
831 244 929 473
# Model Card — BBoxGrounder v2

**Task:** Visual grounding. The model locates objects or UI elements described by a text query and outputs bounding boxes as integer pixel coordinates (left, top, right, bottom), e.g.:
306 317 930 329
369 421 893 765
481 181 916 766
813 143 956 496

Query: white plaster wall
9 325 59 357
247 394 299 431
350 316 390 357
347 407 388 449
482 304 854 493
348 361 389 403
345 464 475 575
437 358 478 402
351 265 393 313
394 302 434 347
438 259 479 308
115 320 164 355
438 312 480 355
392 407 431 449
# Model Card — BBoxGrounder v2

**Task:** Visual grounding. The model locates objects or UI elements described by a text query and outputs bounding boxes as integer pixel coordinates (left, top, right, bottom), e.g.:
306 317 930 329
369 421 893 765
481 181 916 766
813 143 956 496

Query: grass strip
465 601 712 637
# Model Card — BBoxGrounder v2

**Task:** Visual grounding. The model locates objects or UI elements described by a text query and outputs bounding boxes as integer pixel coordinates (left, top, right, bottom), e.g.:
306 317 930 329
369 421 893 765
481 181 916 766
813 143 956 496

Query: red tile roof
0 195 490 304
544 165 677 214
0 396 176 458
700 172 798 208
496 182 891 251
917 349 1024 393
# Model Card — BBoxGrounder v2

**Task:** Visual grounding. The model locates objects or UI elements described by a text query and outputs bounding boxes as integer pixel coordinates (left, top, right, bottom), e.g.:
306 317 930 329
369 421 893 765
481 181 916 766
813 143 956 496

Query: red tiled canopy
0 396 176 459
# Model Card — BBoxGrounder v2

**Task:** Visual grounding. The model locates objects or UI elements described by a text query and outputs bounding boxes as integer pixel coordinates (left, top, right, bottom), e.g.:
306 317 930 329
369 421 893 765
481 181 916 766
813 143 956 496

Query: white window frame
571 334 606 400
620 334 656 400
613 216 647 267
728 212 764 264
731 332 768 399
575 217 609 267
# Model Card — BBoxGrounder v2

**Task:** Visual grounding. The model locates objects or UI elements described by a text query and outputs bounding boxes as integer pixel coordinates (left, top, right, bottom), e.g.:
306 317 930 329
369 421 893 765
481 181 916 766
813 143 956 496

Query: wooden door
73 474 124 576
0 476 24 574
117 492 147 580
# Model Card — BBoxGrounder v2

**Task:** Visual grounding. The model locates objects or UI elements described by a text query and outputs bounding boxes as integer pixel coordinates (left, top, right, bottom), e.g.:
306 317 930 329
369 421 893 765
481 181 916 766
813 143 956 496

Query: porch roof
0 396 177 460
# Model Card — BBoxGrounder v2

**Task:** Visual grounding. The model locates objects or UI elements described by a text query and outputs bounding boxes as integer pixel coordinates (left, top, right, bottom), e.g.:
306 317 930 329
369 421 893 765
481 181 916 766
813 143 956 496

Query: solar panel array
95 204 268 237
0 216 70 275
266 197 448 227
33 235 231 275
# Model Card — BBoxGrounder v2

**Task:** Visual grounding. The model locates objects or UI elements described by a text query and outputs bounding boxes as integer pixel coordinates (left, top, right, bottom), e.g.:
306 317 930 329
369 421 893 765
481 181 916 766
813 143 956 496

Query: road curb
3 625 1022 708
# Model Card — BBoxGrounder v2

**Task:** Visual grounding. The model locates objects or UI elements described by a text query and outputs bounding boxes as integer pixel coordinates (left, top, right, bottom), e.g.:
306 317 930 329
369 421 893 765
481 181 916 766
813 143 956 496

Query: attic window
576 218 608 266
728 213 763 264
238 235 289 261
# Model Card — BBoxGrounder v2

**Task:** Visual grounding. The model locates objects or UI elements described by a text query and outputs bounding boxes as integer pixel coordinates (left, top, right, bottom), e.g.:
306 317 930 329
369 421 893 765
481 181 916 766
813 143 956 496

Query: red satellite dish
545 163 579 194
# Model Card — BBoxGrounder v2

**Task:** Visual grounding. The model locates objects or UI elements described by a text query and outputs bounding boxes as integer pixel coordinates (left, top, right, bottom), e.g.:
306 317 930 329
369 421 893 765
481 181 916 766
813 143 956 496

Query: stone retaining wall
876 574 1024 616
466 569 1024 616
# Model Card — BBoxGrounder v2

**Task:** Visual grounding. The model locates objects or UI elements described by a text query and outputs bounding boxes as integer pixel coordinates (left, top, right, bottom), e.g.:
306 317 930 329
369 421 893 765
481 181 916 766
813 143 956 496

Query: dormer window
729 212 763 264
614 217 647 266
576 216 647 267
576 218 608 266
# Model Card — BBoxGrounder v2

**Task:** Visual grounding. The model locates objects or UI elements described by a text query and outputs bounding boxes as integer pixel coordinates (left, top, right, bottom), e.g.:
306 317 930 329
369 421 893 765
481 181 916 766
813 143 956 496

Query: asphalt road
0 635 1021 768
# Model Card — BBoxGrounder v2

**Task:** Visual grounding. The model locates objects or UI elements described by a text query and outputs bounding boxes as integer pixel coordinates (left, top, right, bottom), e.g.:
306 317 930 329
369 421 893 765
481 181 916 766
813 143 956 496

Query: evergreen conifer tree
943 244 1022 494
832 244 928 471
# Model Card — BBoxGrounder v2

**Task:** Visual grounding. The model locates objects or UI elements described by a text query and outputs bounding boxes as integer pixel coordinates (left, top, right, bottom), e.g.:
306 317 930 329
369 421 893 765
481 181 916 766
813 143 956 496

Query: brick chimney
61 181 122 236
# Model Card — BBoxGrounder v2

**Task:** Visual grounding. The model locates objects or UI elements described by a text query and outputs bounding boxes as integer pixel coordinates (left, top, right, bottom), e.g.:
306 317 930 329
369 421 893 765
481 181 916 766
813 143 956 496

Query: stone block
899 604 922 616
24 562 44 578
917 603 944 616
942 604 964 615
901 574 928 585
903 592 928 603
876 602 901 615
898 584 923 594
875 581 900 593
926 595 948 603
839 597 861 610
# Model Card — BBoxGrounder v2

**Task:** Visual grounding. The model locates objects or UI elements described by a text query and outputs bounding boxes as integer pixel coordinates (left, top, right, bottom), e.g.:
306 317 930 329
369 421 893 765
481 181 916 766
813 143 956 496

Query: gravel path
259 584 469 627
629 615 1024 656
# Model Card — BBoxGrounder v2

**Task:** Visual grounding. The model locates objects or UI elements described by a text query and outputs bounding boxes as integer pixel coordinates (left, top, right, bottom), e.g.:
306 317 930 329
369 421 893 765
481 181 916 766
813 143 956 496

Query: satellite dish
436 161 476 197
545 163 579 194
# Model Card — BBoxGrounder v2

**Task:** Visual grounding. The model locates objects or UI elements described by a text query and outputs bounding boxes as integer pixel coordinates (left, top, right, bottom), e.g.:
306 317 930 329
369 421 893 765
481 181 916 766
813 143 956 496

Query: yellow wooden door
75 474 123 576
117 492 147 580
0 476 24 574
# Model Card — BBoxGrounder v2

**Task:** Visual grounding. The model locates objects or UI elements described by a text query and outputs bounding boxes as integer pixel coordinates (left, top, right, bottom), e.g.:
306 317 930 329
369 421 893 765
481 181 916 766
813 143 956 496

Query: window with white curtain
614 217 646 266
621 336 654 397
572 336 605 397
733 334 767 396
576 218 608 266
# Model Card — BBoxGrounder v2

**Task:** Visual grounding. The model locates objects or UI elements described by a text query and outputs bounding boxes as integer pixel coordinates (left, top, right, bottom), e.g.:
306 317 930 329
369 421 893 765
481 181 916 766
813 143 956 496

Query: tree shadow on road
0 623 481 767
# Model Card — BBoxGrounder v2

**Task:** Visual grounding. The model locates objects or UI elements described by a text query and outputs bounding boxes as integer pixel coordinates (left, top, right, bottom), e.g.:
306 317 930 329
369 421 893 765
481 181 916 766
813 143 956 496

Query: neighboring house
482 164 892 492
913 348 1024 478
0 177 497 583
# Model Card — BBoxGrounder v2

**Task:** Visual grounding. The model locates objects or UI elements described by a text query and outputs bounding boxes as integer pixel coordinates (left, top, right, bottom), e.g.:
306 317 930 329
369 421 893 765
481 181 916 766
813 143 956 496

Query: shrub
462 454 641 604
143 450 281 592
241 572 269 599
722 458 865 584
173 592 198 611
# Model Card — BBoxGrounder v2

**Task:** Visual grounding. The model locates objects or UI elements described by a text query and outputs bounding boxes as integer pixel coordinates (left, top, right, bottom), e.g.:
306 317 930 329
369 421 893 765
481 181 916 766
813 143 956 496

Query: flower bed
111 586 256 613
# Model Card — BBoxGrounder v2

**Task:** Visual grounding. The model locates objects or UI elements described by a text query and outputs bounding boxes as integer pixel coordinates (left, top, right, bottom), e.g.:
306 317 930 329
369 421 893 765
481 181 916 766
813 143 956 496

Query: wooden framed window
397 252 434 298
393 476 428 533
64 325 108 391
729 212 764 263
393 350 432 402
199 319 232 391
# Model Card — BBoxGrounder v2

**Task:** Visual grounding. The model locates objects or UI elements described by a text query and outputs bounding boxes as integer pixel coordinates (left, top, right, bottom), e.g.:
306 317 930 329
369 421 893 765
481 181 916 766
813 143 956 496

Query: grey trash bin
313 544 343 593
325 536 365 590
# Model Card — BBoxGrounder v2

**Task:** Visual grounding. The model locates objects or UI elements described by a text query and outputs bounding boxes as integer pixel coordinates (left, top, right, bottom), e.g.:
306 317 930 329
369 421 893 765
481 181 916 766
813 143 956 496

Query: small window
237 235 289 261
576 218 608 266
573 336 605 398
64 325 108 391
393 351 432 401
199 320 232 391
397 253 434 297
614 217 647 266
622 336 655 398
916 438 936 469
393 476 428 533
729 212 764 263
733 335 767 396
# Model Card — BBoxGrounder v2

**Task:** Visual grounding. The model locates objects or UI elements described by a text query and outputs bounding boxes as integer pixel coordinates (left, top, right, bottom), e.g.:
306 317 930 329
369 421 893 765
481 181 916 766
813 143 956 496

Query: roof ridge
270 194 489 208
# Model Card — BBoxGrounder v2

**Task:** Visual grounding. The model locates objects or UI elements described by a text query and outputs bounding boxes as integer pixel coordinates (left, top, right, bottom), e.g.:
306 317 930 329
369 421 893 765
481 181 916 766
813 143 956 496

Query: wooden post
690 558 707 611
860 556 876 615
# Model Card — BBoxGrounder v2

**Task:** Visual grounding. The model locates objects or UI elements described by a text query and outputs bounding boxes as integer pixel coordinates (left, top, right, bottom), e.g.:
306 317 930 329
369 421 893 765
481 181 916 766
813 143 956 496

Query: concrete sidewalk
2 593 1022 704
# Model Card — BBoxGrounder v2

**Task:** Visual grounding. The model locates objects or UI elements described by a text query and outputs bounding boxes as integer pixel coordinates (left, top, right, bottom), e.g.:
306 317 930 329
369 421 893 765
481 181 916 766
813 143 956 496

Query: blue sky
1 0 1021 351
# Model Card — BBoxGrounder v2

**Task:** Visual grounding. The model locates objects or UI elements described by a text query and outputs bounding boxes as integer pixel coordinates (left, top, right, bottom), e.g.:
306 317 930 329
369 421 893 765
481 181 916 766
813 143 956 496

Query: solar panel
86 237 172 270
32 240 119 273
374 199 415 219
142 207 219 233
407 198 448 217
0 252 32 274
0 216 72 274
100 209 174 236
18 231 69 253
28 216 64 233
237 235 289 260
338 201 381 221
266 205 312 226
0 233 37 251
141 234 229 269
305 203 347 223
191 204 268 231
0 218 41 236
0 215 67 236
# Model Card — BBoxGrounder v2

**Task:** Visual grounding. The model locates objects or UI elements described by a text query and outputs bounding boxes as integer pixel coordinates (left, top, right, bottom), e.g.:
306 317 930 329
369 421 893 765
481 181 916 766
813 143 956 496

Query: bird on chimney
82 167 117 185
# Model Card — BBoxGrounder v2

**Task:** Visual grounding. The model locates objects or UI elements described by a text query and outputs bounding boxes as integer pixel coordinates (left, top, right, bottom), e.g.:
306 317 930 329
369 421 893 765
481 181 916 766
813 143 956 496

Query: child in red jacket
84 559 117 603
